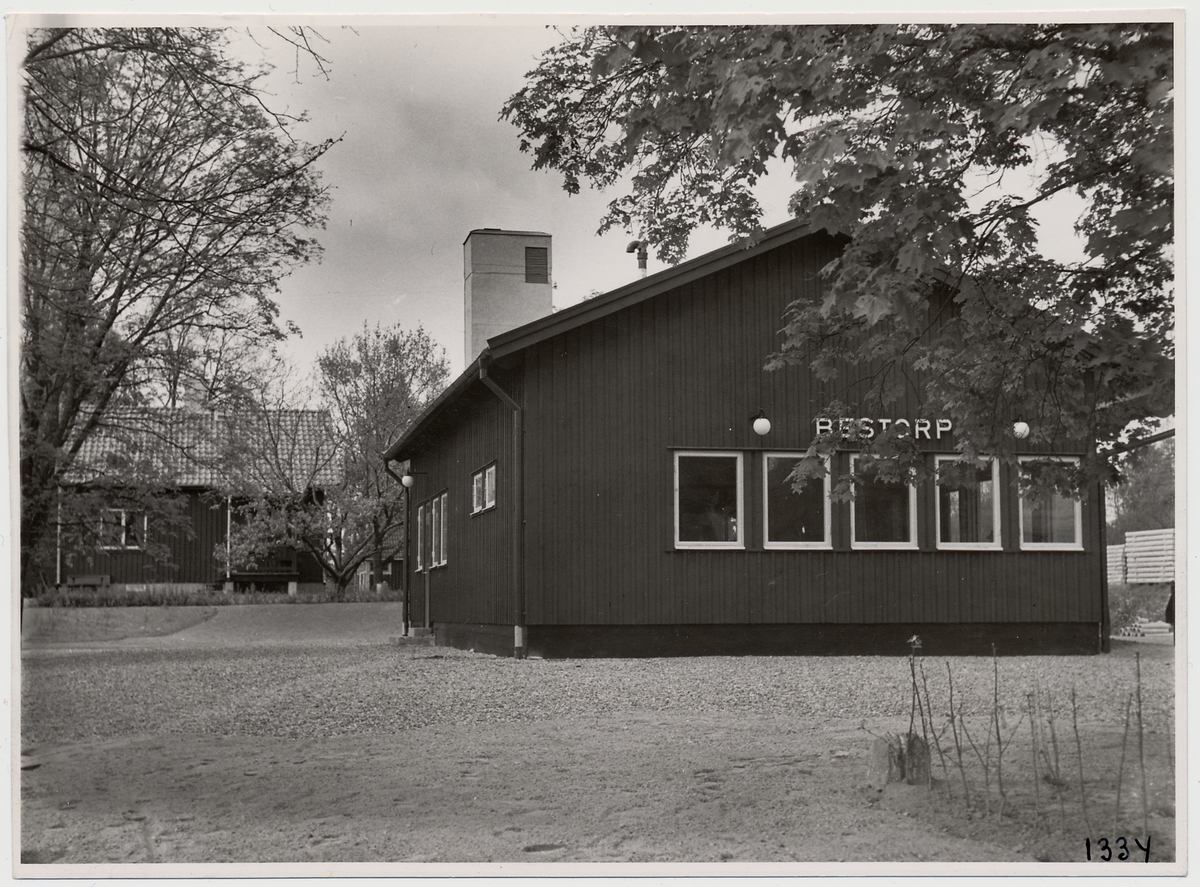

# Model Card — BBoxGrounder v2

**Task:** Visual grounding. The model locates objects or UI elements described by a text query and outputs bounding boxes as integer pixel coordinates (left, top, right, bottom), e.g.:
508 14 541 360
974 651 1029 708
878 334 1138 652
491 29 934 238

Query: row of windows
417 464 497 572
674 451 1083 552
415 491 449 571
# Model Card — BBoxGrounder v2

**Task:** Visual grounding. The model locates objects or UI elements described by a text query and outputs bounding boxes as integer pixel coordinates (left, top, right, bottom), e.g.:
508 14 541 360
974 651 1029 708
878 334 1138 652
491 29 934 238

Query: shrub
1108 582 1173 633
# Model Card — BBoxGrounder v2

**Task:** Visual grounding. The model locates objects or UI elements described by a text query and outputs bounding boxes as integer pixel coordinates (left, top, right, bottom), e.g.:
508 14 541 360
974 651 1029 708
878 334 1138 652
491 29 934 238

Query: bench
66 574 110 588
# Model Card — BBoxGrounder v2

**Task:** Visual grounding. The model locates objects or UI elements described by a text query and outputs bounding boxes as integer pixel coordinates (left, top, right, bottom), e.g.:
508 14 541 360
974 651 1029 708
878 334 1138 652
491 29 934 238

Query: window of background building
674 451 743 548
525 246 549 283
100 509 145 550
849 455 918 549
1018 457 1083 550
763 453 830 548
935 456 1001 550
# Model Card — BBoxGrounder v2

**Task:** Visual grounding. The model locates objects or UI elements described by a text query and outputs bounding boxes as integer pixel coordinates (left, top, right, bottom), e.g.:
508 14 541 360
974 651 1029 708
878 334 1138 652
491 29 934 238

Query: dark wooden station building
383 221 1107 658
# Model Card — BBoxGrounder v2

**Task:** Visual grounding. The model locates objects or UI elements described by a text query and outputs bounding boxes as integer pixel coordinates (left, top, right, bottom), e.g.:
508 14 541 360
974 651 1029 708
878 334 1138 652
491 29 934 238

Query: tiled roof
66 408 341 490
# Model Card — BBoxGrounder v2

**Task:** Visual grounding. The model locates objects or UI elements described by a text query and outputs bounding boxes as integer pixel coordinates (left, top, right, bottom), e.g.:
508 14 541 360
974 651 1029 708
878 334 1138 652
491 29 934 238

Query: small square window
100 509 145 550
472 464 497 514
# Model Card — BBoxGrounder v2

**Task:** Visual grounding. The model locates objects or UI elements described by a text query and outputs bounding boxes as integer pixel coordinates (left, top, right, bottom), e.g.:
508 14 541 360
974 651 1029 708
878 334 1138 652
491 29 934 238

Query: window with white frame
674 451 744 548
849 455 918 549
431 494 443 566
472 464 496 514
416 503 425 571
763 453 831 548
935 456 1001 550
100 509 145 550
1018 457 1083 550
438 491 448 565
423 491 449 567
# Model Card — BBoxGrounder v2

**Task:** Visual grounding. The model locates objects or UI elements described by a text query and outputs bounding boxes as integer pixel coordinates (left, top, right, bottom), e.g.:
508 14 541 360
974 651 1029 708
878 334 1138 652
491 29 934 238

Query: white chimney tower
464 229 553 363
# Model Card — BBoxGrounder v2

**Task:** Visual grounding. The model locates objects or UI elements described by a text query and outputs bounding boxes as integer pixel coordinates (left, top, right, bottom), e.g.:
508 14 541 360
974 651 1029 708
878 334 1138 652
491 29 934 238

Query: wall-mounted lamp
401 474 416 488
751 410 772 436
1012 420 1031 440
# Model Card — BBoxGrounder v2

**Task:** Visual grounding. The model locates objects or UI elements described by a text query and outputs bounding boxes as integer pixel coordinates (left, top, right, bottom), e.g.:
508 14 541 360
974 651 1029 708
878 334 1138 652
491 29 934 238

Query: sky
8 11 1155 386
216 19 1099 381
239 23 796 379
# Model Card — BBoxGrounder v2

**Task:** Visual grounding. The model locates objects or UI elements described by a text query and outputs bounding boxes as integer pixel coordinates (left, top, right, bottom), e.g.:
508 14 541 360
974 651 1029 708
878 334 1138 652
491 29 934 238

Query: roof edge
388 219 838 465
488 218 827 360
383 353 484 463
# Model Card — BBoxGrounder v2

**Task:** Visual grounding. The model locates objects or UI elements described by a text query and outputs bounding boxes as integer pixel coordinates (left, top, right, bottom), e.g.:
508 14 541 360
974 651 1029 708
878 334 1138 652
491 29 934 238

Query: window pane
416 505 424 569
100 511 124 548
440 493 448 564
938 465 995 544
124 513 144 548
854 469 912 543
766 456 825 543
1022 492 1077 545
472 473 482 512
436 496 446 566
677 455 739 542
485 466 495 507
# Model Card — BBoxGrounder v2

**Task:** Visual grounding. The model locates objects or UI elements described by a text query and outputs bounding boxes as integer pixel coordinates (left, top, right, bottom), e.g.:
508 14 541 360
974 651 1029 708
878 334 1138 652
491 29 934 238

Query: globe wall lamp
752 410 772 436
1013 420 1031 440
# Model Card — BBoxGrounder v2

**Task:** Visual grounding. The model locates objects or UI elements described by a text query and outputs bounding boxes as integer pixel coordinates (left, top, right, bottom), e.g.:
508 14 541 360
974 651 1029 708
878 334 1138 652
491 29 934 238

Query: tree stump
867 736 903 788
904 733 931 785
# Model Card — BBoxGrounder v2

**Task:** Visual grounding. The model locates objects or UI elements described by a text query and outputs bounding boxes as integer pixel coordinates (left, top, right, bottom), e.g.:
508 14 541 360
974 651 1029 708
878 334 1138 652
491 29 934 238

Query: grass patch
22 606 219 643
26 584 403 608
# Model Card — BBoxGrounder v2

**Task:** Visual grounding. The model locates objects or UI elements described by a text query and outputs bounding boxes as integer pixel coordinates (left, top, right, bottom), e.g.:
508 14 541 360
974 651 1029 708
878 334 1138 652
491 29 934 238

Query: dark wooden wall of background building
66 490 226 584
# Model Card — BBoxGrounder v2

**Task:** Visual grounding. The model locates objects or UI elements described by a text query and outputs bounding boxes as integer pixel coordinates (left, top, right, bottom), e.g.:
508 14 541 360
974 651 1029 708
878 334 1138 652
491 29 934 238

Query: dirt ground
18 606 1180 874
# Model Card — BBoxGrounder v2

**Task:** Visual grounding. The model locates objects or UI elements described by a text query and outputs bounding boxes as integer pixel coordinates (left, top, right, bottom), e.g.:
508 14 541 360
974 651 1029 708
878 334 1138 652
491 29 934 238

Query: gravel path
21 640 1174 746
20 637 1177 867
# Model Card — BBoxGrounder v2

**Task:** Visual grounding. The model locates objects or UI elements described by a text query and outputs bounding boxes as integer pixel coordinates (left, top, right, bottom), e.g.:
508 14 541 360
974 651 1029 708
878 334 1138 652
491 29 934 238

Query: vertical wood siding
404 373 517 628
517 231 1101 627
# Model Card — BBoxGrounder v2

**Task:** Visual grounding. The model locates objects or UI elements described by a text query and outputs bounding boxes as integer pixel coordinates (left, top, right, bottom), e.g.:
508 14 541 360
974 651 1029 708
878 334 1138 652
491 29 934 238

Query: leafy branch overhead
503 24 1174 492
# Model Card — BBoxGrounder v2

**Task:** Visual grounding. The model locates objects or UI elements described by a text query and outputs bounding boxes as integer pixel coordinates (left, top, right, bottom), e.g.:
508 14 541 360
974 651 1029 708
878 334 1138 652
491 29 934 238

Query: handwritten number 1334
1086 836 1151 862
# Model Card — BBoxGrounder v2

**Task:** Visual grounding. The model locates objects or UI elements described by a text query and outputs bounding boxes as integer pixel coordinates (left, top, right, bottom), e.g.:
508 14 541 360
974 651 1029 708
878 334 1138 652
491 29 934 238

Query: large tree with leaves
19 27 336 590
223 325 449 598
503 24 1174 494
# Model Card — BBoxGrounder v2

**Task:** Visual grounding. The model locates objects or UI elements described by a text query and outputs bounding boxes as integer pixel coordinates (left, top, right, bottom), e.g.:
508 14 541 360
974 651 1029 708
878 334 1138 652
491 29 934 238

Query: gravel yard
20 619 1178 870
22 643 1175 743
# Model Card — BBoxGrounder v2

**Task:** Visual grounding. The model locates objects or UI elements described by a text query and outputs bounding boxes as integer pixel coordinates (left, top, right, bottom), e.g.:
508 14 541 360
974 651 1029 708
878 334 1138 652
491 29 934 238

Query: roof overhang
488 218 829 361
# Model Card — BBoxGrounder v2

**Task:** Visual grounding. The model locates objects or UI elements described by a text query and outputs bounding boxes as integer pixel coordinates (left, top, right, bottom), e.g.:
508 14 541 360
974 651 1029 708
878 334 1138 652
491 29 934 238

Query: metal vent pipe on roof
627 240 648 278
